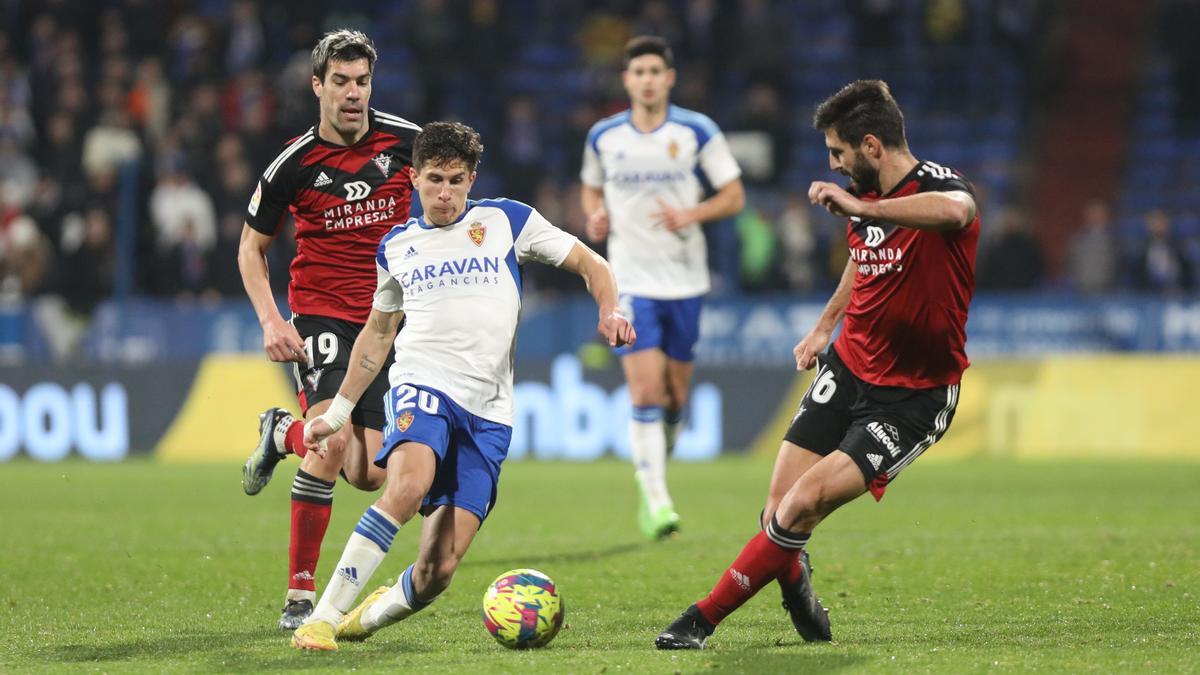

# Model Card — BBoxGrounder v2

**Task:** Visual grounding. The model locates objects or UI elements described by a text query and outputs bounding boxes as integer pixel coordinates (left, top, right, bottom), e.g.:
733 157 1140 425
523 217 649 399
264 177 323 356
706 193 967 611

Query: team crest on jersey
667 139 679 159
373 153 393 177
468 221 486 246
396 410 414 432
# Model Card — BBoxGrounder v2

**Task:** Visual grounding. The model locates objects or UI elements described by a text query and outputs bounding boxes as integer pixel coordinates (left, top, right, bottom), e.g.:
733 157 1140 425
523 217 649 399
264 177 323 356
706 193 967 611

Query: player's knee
346 472 384 491
778 491 830 531
378 481 424 523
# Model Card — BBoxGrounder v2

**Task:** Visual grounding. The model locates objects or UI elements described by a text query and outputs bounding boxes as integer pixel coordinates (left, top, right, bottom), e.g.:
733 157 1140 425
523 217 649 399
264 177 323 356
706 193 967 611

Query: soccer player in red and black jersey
656 80 980 649
236 29 420 630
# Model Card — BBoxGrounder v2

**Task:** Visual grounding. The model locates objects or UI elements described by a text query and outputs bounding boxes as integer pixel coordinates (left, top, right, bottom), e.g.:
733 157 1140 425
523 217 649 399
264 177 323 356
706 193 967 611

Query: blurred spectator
1066 200 1118 293
149 153 217 256
776 196 823 292
736 206 777 291
59 206 115 316
977 207 1045 290
499 95 544 203
722 0 790 84
852 0 901 50
81 108 142 182
0 187 50 300
127 57 172 144
1129 209 1194 294
731 81 789 184
225 0 266 74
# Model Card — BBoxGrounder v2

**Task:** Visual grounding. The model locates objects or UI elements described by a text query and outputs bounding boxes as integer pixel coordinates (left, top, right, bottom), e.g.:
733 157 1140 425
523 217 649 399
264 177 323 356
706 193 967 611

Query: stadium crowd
0 0 1196 326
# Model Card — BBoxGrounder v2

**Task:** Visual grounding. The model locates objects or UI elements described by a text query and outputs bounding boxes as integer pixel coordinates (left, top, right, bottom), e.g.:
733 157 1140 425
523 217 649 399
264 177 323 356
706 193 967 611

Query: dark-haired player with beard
656 79 980 649
237 29 420 630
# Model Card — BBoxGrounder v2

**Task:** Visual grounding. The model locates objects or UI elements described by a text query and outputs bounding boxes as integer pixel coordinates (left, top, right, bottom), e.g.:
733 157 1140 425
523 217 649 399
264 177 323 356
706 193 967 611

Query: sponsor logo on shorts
397 410 414 432
867 453 883 470
866 421 901 458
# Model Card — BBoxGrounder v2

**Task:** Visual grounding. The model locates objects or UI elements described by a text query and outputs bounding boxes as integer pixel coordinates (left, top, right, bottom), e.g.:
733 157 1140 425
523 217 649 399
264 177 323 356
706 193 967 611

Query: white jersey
581 105 741 299
373 198 578 425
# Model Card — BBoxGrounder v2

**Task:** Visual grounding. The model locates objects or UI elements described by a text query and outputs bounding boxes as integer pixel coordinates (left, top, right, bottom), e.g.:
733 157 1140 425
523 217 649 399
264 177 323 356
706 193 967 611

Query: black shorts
290 315 393 431
783 347 960 499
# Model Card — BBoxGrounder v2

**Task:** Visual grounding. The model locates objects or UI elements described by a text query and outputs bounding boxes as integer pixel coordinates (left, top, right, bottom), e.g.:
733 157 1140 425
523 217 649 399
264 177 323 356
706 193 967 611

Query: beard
846 152 881 195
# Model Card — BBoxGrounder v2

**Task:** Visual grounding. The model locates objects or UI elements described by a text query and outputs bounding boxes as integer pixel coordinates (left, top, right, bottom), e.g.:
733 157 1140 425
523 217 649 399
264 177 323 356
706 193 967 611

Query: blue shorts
375 384 512 523
613 295 703 363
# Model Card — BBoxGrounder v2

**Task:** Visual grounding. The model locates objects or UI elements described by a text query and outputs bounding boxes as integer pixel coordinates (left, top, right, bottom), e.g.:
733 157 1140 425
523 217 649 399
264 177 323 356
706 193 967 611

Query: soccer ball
481 568 564 649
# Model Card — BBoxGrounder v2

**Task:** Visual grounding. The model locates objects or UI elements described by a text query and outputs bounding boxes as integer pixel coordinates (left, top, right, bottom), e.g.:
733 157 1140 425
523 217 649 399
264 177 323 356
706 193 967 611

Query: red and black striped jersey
246 109 420 323
833 160 979 389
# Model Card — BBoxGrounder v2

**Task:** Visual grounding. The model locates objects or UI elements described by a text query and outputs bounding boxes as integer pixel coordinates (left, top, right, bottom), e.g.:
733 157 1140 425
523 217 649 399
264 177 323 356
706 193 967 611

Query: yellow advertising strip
753 355 1200 460
156 355 296 462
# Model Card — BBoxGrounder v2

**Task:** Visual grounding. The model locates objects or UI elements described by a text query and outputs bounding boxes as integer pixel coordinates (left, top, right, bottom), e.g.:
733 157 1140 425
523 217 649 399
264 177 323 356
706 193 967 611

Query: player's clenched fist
600 310 636 348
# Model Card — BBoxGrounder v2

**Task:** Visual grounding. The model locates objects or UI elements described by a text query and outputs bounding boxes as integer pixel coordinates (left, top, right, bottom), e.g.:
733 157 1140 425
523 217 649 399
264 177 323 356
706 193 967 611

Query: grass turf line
0 456 1197 673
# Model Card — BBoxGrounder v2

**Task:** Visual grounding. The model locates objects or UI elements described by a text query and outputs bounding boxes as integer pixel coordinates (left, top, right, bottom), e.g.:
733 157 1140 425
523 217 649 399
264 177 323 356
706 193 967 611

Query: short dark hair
813 80 907 149
413 121 484 172
623 35 674 69
312 29 377 81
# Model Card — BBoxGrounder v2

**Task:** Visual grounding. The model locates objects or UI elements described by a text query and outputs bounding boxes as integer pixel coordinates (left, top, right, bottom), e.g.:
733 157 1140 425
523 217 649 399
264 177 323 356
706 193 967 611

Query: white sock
272 412 297 455
361 563 438 631
630 406 670 511
305 506 401 627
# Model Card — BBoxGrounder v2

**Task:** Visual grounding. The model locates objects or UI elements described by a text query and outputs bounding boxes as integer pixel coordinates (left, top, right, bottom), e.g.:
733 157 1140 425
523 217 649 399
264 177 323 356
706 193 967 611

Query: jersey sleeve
580 134 604 188
917 161 975 197
373 263 404 312
245 162 296 235
514 207 578 266
697 131 742 190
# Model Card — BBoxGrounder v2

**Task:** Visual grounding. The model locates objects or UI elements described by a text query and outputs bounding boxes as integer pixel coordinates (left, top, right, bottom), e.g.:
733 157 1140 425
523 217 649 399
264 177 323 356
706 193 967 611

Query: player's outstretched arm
794 258 855 371
304 308 404 454
809 181 975 231
237 223 306 364
558 242 635 348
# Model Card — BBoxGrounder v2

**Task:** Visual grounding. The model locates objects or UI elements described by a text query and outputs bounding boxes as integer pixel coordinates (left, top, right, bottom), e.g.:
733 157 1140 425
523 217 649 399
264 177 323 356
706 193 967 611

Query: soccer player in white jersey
580 36 745 540
290 121 635 650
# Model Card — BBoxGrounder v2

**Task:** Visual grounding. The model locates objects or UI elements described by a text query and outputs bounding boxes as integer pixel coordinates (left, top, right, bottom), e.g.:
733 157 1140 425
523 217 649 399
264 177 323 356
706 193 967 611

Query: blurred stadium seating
0 0 1196 462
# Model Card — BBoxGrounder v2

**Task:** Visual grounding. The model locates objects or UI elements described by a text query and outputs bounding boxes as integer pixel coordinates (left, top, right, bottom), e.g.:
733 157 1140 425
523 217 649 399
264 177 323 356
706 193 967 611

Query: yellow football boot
291 620 337 651
337 586 390 642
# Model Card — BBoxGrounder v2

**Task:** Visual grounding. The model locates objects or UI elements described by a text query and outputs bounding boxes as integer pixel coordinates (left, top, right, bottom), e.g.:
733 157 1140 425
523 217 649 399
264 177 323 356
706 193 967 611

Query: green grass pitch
2 456 1198 673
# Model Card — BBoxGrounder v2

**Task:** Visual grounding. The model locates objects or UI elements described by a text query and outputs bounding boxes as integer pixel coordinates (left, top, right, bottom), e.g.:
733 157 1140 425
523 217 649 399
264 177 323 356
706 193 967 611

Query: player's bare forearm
237 224 285 327
819 259 856 331
581 184 605 218
860 191 975 231
338 308 403 404
689 178 746 223
560 242 619 315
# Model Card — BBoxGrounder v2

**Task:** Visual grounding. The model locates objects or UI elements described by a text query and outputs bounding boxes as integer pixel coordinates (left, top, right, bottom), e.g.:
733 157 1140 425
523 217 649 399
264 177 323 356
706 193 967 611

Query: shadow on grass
46 628 431 667
461 541 645 569
699 649 868 673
